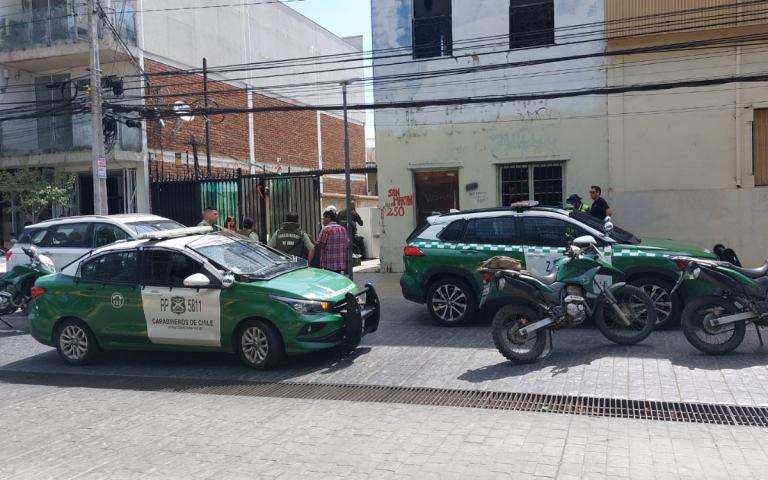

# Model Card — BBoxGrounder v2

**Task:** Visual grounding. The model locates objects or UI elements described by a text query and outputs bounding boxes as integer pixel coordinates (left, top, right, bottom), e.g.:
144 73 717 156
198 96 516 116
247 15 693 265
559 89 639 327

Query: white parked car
7 214 186 271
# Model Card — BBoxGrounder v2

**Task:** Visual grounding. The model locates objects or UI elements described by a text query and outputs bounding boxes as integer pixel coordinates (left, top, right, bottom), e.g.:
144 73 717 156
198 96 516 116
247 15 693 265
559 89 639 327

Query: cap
566 194 582 204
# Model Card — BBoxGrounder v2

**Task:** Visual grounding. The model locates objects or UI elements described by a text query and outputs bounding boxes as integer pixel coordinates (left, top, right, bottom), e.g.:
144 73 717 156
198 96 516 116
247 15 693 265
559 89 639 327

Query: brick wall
144 59 367 194
320 114 366 170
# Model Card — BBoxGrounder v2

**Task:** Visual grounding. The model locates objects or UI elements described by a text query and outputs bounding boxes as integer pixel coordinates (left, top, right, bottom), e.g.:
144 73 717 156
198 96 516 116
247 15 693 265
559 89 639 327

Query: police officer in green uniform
565 194 590 213
268 212 315 264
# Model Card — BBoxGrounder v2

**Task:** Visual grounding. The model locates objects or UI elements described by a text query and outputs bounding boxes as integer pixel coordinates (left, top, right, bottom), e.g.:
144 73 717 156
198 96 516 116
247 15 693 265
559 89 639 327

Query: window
141 250 204 286
93 224 129 248
510 0 555 48
81 251 138 284
125 220 185 234
463 218 518 245
50 223 88 248
438 220 465 243
500 162 564 207
523 217 587 247
754 109 768 186
413 0 453 59
19 228 49 246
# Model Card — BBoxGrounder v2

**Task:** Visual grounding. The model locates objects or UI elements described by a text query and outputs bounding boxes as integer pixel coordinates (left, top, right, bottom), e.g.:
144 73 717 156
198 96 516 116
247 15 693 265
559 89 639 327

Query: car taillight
480 271 492 283
675 262 688 271
30 287 45 299
404 246 424 257
5 250 11 262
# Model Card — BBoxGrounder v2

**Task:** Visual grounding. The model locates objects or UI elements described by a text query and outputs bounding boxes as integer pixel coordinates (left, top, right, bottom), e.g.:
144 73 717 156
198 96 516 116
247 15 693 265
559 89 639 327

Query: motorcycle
481 235 657 364
0 246 55 327
669 255 768 354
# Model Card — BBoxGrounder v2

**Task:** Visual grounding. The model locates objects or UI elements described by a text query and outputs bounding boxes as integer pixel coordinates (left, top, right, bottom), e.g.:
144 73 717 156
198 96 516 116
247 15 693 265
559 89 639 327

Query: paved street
2 272 768 479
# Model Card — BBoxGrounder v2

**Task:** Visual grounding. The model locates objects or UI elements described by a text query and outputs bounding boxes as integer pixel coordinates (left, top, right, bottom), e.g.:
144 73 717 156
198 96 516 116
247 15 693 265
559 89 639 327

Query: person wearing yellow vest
566 194 590 213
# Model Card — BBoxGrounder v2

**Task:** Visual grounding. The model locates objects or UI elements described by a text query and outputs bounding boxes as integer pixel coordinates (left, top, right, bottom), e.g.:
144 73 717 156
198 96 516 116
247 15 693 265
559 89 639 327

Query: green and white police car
28 227 379 369
401 203 717 328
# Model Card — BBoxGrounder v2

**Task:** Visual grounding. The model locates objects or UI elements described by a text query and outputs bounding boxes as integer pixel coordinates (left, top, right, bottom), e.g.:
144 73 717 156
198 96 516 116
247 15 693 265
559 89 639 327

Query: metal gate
268 176 322 239
150 170 323 242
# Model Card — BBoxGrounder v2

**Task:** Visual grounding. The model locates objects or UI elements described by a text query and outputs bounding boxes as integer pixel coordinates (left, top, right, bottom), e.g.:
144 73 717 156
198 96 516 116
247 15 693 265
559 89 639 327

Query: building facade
0 0 366 240
372 0 608 272
606 0 768 266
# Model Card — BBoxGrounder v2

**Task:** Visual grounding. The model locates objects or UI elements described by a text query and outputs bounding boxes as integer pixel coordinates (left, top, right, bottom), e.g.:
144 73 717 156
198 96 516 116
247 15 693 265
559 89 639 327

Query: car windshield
570 211 640 245
125 220 185 234
189 234 304 279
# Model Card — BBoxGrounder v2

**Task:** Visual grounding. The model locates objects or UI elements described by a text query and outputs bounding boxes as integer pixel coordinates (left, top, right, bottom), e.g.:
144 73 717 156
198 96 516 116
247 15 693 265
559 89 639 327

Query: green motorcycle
0 246 55 326
481 235 657 364
669 254 768 354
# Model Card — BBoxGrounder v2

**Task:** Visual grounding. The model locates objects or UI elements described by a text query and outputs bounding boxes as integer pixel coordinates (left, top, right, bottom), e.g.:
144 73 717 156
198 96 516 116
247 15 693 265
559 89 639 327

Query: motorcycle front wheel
681 296 746 355
492 305 547 364
0 283 18 316
594 285 656 345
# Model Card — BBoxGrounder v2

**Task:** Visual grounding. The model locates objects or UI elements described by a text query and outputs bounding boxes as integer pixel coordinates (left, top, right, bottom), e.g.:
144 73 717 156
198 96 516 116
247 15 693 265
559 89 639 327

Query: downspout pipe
736 44 743 188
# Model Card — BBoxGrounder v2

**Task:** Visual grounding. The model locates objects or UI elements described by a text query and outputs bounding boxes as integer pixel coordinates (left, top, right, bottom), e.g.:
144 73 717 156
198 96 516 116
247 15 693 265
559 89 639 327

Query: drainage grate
2 370 767 427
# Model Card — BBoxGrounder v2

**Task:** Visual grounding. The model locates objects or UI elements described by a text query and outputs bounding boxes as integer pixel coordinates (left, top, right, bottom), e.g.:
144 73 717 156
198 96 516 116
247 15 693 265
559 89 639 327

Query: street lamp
340 77 360 280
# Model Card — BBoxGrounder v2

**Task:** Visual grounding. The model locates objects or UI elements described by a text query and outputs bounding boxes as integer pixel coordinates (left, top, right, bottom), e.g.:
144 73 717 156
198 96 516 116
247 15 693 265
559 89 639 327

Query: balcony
605 0 768 40
0 114 140 158
0 0 136 67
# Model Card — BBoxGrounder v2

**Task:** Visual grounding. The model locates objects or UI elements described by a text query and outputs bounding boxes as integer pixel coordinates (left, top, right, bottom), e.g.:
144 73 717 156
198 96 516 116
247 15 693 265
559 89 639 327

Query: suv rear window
406 220 430 243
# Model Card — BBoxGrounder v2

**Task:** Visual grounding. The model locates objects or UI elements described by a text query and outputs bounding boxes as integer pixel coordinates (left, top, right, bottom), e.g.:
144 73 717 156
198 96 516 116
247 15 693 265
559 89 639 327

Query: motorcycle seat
726 260 768 279
522 269 558 285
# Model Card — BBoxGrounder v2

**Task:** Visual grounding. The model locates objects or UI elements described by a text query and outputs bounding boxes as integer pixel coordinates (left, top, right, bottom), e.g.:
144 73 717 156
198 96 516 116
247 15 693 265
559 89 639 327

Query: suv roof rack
37 215 112 224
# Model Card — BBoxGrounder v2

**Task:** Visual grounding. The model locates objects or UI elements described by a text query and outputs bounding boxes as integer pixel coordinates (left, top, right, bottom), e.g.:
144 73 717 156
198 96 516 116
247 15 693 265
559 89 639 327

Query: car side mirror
183 273 210 287
221 274 235 288
573 235 597 247
604 216 614 233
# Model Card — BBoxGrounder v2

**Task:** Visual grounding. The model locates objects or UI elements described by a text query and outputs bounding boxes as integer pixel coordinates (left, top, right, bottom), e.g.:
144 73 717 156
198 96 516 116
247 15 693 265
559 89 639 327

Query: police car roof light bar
137 226 213 241
510 200 539 208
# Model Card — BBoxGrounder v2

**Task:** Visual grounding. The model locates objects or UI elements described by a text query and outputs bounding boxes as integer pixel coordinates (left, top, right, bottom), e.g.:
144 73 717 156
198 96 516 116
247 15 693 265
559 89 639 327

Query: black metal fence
150 167 374 243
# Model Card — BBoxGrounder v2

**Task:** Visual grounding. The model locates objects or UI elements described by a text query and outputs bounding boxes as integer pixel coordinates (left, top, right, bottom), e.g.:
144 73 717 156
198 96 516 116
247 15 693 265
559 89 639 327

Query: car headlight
270 295 330 315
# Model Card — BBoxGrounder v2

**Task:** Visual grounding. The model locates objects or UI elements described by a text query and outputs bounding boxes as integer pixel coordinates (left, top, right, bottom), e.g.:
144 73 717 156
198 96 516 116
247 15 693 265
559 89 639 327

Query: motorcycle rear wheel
594 285 656 345
681 296 746 355
492 305 547 364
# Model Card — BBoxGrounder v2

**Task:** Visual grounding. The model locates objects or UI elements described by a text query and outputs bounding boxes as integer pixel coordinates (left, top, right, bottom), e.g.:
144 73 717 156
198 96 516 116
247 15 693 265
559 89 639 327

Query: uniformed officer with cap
565 194 590 213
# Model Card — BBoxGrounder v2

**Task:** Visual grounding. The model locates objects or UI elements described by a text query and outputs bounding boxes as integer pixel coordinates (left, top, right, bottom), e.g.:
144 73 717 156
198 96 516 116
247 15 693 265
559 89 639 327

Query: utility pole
203 57 212 176
340 80 355 280
88 0 108 215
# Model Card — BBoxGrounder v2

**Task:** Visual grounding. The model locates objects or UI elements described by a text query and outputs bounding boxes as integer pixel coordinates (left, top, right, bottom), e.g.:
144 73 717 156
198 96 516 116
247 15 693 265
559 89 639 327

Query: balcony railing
0 114 92 157
0 0 136 53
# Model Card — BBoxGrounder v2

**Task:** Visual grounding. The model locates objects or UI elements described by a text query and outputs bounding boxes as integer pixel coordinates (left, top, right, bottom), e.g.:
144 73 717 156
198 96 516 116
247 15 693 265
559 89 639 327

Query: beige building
606 0 768 266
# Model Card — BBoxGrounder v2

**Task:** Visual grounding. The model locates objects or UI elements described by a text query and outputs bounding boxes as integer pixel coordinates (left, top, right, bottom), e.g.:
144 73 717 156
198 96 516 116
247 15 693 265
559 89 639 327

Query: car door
139 248 223 348
43 223 91 270
457 216 524 280
76 249 144 347
522 215 614 290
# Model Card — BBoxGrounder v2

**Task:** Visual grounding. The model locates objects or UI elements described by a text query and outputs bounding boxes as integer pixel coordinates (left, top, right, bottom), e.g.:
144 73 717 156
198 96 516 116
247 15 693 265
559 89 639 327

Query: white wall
372 0 608 272
139 0 365 123
608 45 768 265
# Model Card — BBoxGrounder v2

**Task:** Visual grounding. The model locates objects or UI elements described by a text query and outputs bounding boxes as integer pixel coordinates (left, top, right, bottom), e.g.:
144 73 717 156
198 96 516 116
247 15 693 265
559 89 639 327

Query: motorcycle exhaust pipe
697 268 745 297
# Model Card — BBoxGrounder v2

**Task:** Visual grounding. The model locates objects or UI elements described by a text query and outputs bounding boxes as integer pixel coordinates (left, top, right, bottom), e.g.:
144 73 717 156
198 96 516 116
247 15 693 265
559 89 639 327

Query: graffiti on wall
469 190 488 204
381 187 414 235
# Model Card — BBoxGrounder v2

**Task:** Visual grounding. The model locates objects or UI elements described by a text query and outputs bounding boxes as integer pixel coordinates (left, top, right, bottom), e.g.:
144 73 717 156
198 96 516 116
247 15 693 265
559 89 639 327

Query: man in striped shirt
317 209 348 274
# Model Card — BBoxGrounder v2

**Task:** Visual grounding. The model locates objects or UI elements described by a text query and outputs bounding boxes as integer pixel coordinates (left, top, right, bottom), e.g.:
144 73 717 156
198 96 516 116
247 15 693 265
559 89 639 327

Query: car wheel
54 318 98 366
426 278 477 327
236 319 284 370
630 277 679 329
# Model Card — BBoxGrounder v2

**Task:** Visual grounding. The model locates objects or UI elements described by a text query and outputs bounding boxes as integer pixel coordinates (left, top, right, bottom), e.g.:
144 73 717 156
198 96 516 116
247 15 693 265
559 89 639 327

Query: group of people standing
565 185 613 220
198 202 365 276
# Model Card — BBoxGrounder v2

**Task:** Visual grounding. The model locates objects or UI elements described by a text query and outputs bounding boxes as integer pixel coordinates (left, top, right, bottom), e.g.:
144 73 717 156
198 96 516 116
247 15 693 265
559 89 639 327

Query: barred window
510 0 555 48
413 0 453 59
